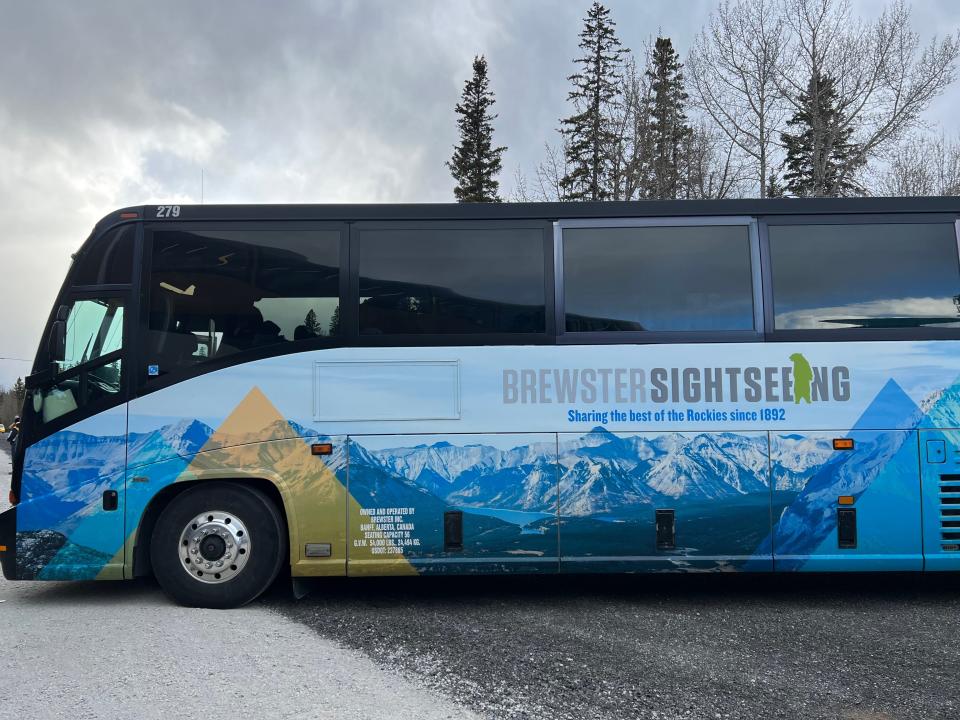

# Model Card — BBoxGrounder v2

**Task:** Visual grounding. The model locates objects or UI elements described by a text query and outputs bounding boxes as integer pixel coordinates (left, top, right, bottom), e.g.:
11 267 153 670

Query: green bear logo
790 352 813 404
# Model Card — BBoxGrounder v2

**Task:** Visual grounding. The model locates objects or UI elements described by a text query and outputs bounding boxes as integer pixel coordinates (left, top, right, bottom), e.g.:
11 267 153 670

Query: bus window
70 224 135 286
769 223 960 330
355 227 546 335
146 229 340 380
562 225 755 332
41 297 124 423
60 298 124 373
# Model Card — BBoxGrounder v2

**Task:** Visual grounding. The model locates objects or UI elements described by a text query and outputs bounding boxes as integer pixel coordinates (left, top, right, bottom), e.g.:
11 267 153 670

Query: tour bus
3 199 960 608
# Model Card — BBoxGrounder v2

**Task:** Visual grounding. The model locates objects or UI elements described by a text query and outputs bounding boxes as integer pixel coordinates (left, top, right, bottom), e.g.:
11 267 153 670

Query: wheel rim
178 510 252 584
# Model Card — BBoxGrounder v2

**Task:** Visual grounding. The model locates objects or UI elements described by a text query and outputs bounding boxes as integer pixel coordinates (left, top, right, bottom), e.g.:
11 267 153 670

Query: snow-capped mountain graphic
770 434 836 491
127 418 213 469
921 372 960 429
350 427 778 518
447 458 558 512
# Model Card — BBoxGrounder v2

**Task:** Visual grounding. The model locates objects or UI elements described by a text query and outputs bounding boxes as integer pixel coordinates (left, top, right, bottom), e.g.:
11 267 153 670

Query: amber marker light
119 212 139 219
311 443 333 456
0 546 7 553
833 438 855 450
838 496 855 505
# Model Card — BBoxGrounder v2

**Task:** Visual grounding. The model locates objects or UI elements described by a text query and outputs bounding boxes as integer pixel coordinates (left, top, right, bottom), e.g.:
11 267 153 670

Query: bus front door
15 295 129 581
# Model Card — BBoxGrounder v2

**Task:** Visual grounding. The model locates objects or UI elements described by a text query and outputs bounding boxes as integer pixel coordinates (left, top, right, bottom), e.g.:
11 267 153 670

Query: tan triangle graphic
199 385 288 452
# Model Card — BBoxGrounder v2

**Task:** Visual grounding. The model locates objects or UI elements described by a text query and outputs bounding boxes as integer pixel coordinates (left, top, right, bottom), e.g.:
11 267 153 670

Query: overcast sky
1 0 959 388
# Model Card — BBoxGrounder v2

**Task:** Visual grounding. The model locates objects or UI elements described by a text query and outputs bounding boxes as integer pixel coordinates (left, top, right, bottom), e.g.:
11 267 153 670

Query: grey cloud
1 0 958 386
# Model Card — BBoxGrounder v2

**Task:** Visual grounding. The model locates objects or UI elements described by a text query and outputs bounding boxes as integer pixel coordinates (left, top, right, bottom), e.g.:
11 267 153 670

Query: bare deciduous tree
682 120 753 199
510 167 533 202
779 0 960 193
688 0 788 197
512 143 568 202
605 57 649 200
602 56 660 200
871 132 960 197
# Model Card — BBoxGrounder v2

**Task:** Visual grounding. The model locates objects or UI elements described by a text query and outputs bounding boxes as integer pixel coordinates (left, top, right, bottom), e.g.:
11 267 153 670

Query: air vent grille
939 475 960 550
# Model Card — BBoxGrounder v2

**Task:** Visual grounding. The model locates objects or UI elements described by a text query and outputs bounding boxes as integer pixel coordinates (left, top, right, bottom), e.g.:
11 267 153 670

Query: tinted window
769 223 960 330
61 298 124 373
563 226 755 332
42 297 124 424
356 228 545 334
71 224 135 285
147 230 340 379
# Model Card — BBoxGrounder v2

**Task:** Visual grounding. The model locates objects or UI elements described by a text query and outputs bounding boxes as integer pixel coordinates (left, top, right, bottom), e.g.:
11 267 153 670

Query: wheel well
132 478 289 578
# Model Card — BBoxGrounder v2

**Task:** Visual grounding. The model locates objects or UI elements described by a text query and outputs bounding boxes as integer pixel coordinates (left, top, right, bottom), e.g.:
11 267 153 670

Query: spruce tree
766 172 785 198
447 55 507 202
327 306 341 336
645 37 690 199
303 309 323 336
12 377 25 406
559 2 629 201
781 73 862 197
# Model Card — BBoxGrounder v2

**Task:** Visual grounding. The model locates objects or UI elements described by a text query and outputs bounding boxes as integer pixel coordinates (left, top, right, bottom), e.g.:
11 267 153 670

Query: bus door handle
102 490 119 511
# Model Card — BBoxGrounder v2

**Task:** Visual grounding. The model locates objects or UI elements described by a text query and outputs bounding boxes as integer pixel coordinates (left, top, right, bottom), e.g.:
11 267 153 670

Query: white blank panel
313 360 460 421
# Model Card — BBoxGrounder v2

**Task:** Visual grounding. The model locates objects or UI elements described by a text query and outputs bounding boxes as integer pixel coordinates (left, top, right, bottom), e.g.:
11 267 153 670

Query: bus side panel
557 430 772 573
14 406 128 581
125 387 349 578
346 433 559 576
771 430 922 571
919 429 960 571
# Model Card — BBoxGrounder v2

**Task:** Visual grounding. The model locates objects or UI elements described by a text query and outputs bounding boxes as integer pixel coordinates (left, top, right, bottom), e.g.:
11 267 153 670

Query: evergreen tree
327 306 341 336
559 2 629 201
781 72 863 197
447 55 507 202
12 377 25 406
303 309 323 337
766 172 785 198
645 37 690 199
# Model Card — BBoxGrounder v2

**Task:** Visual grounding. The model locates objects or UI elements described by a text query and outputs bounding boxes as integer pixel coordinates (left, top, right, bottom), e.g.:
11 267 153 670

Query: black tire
150 482 287 609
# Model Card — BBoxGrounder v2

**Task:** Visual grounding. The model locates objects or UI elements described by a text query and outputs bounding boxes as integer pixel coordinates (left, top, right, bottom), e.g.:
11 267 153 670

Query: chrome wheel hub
179 510 251 584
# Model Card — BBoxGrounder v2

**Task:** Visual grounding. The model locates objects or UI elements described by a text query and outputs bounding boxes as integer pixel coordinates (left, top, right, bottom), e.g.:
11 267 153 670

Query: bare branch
688 0 789 196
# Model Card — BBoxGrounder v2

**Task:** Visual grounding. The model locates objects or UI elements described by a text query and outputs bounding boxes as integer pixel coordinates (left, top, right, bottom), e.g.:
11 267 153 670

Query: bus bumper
0 506 16 580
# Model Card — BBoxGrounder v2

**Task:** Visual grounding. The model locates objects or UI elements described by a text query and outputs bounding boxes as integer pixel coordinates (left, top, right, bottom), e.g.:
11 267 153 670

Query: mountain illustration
921 372 960 430
766 378 923 568
352 427 778 517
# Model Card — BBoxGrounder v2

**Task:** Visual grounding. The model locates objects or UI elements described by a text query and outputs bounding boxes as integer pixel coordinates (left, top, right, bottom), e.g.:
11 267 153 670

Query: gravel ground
0 446 477 720
269 572 960 720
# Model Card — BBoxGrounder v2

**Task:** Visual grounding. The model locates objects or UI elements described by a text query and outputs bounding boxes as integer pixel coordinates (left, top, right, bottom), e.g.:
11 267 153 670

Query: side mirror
47 320 66 362
47 306 68 363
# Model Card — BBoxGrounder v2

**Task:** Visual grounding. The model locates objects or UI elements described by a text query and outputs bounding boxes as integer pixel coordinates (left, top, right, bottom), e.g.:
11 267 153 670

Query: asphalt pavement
269 571 960 720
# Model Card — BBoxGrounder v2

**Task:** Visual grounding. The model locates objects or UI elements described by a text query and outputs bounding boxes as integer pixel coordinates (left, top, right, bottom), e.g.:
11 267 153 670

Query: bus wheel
150 482 286 608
